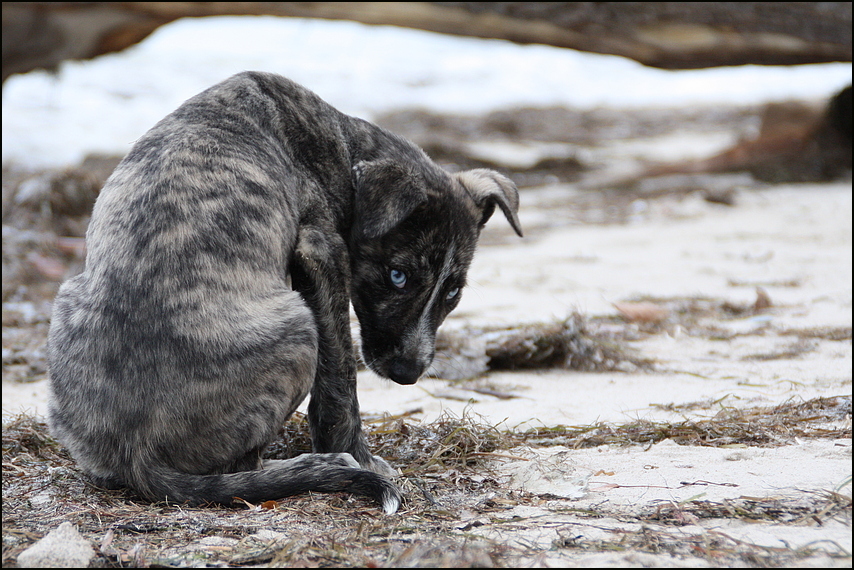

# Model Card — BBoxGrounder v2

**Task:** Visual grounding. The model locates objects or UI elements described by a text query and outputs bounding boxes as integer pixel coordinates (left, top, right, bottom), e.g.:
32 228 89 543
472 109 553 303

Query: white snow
2 15 851 168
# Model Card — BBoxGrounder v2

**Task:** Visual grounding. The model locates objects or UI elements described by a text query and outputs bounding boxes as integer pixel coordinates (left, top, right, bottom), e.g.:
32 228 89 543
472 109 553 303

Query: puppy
47 71 523 514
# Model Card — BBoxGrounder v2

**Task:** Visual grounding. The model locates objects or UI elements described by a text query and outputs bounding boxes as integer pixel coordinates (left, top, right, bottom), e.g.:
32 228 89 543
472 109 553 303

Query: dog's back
47 73 401 511
47 72 521 513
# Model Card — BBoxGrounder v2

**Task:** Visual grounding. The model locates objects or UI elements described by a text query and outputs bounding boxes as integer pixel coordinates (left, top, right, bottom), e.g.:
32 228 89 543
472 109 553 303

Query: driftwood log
632 84 852 184
3 2 852 83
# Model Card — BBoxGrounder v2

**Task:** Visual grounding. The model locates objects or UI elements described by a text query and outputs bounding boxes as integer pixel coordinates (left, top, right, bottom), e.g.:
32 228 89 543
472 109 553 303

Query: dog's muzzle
387 358 424 385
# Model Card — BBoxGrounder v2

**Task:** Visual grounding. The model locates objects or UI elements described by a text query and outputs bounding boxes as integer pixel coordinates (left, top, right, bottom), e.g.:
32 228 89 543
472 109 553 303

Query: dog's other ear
352 160 428 239
456 169 523 237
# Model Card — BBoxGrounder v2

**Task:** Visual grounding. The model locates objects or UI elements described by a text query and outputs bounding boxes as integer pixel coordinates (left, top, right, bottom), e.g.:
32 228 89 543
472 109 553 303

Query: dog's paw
327 452 362 469
274 453 362 470
362 454 400 479
315 452 362 470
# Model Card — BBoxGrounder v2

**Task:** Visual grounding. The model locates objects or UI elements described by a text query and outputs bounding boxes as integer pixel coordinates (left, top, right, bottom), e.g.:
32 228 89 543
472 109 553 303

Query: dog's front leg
290 224 397 478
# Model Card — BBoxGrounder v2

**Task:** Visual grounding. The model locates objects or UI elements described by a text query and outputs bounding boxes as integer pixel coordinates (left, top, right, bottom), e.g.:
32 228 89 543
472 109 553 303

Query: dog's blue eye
390 269 407 289
446 288 459 301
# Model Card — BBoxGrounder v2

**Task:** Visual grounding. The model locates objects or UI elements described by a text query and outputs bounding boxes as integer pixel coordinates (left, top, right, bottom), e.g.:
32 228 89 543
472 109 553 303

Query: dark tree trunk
3 2 852 83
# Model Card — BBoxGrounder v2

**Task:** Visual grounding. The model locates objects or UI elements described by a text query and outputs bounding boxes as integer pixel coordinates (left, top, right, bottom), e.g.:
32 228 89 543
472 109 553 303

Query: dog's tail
129 454 401 514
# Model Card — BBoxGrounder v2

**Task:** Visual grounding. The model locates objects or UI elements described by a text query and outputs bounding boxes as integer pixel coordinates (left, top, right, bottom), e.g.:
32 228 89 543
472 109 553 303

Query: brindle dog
47 72 522 514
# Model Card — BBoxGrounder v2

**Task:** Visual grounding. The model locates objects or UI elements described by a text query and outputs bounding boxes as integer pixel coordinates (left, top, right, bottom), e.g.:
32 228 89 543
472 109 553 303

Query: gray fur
47 72 522 513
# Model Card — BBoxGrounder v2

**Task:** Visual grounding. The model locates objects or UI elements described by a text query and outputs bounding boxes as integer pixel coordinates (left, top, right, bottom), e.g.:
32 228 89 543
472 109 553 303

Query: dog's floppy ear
456 169 523 237
352 160 428 240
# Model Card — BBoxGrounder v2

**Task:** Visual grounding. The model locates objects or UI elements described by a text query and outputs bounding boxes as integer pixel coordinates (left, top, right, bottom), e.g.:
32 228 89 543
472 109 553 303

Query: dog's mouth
357 317 437 386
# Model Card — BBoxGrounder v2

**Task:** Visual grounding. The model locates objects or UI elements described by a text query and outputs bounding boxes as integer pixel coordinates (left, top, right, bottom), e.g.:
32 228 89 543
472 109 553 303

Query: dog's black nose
388 360 422 385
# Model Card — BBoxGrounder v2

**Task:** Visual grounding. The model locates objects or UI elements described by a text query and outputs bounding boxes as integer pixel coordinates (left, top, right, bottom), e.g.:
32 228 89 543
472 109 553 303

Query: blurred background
2 1 852 404
2 2 851 168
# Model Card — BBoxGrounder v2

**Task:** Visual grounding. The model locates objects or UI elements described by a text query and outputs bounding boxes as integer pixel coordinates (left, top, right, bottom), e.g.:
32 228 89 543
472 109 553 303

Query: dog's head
349 160 523 385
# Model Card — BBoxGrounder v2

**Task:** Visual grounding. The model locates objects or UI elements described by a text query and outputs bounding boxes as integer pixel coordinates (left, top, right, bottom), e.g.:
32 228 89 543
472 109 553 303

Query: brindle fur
47 72 522 514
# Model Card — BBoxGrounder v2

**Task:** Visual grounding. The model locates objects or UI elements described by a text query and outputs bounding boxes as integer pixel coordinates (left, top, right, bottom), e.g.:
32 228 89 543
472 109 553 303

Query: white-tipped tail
383 490 401 515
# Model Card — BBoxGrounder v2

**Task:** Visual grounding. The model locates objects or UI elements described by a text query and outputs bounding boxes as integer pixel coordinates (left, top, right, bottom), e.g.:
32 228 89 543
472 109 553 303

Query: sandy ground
357 180 853 566
355 180 849 566
3 142 851 565
358 182 852 424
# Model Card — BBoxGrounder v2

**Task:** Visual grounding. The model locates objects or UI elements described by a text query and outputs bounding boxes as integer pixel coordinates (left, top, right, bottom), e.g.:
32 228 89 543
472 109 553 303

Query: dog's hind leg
49 279 322 499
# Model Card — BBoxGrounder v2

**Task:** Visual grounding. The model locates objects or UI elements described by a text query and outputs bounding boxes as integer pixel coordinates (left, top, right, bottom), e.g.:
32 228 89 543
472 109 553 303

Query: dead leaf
261 500 279 510
753 287 772 312
232 496 255 509
613 301 669 324
99 529 117 557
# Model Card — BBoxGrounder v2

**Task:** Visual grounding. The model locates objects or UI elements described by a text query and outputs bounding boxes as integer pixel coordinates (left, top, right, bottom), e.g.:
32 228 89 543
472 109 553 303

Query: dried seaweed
594 294 762 338
264 397 851 478
1 413 63 459
3 394 851 567
265 408 508 476
1 410 520 567
514 395 851 449
553 523 851 564
429 313 652 380
742 339 818 361
778 326 852 341
642 491 853 526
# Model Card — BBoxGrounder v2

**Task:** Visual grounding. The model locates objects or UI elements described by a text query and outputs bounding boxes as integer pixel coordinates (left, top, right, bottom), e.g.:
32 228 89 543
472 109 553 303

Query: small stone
16 521 95 568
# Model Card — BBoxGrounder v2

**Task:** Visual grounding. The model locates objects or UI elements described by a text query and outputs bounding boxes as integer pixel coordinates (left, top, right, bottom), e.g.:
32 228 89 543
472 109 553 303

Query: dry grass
553 519 851 565
1 411 527 567
267 408 507 476
594 294 762 339
514 395 851 448
641 489 853 526
3 394 850 567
